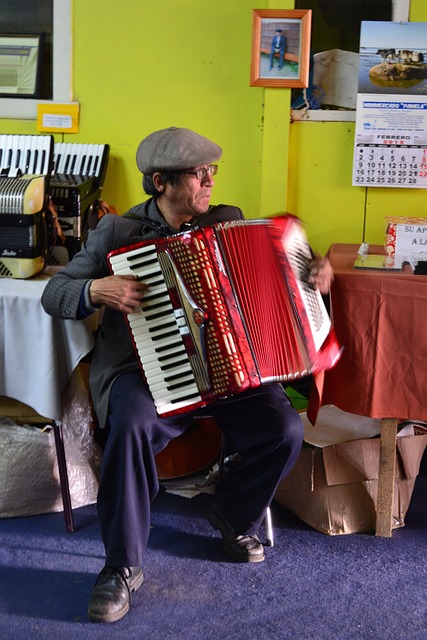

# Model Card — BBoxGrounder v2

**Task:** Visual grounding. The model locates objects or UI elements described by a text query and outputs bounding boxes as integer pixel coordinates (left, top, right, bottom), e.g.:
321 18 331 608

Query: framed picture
0 33 44 98
250 9 312 88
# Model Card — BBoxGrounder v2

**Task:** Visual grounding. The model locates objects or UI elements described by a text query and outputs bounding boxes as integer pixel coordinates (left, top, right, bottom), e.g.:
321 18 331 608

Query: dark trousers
270 47 285 68
97 371 304 567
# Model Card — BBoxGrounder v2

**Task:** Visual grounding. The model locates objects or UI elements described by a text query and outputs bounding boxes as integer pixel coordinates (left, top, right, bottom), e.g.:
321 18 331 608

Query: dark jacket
41 198 244 427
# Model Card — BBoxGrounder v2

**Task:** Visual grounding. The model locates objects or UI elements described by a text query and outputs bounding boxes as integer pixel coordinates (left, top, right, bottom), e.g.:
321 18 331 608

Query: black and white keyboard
108 243 207 416
53 142 108 179
0 134 52 177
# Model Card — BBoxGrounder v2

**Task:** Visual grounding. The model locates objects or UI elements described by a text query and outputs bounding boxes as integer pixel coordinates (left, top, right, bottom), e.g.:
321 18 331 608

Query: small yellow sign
36 102 80 133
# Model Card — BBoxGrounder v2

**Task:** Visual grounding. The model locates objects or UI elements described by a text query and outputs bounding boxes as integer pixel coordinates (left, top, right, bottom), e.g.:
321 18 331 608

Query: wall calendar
353 125 427 188
353 22 427 189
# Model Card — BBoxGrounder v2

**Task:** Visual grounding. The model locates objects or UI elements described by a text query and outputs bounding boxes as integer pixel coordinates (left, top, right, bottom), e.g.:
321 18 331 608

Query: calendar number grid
352 144 427 188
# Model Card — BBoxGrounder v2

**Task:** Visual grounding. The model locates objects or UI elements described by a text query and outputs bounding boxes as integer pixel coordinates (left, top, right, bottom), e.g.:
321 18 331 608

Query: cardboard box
274 434 427 535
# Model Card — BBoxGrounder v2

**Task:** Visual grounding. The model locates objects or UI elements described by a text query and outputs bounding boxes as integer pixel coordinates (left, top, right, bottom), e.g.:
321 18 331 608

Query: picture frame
250 9 312 88
0 33 44 98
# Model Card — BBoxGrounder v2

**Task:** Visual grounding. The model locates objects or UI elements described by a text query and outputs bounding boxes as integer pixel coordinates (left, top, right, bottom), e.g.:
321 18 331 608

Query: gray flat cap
136 126 222 173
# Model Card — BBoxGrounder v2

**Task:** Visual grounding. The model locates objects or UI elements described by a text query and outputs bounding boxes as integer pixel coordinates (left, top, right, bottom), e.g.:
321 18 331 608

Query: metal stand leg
264 506 274 547
53 421 74 533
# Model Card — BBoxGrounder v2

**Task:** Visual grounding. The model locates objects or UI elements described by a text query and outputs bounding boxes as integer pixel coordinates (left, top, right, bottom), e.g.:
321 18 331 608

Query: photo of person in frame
259 19 300 80
269 28 286 70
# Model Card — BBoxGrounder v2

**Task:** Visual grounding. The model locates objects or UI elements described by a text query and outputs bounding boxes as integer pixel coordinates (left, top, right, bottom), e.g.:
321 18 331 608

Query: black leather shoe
207 504 265 563
88 565 144 623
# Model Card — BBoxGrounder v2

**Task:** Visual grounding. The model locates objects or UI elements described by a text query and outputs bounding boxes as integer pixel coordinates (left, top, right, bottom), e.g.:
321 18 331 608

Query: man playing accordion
42 126 333 623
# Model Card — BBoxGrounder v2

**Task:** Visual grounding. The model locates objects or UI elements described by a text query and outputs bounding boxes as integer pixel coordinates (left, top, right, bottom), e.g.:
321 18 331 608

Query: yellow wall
1 0 271 220
287 121 365 254
1 0 426 256
71 0 272 218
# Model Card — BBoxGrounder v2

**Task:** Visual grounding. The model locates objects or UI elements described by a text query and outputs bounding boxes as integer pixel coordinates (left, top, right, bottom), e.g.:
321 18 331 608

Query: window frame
0 0 72 120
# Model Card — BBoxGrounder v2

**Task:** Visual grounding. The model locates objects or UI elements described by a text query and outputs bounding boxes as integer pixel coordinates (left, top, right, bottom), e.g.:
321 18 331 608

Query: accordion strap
122 212 171 237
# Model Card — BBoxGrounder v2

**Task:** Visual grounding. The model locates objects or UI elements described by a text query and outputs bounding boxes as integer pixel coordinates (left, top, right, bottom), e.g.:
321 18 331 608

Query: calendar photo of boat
358 22 427 96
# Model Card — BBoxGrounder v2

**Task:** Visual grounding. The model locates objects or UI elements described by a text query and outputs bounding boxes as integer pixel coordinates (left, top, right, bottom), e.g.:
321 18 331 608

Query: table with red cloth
322 244 427 536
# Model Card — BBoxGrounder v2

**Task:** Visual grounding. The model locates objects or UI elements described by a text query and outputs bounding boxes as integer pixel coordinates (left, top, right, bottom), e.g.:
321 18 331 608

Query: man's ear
153 172 164 192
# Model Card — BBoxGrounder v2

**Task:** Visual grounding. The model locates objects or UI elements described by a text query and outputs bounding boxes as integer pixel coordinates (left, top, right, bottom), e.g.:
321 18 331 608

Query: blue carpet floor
0 458 425 640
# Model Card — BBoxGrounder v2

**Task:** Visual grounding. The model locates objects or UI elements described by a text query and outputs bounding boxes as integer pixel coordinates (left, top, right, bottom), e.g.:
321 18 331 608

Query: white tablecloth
0 268 95 421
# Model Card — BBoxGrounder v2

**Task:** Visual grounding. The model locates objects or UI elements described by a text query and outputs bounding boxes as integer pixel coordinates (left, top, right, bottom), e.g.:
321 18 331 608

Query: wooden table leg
375 418 398 537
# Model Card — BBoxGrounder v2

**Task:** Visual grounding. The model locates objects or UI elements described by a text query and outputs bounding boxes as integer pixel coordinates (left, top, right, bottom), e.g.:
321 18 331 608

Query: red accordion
107 216 341 416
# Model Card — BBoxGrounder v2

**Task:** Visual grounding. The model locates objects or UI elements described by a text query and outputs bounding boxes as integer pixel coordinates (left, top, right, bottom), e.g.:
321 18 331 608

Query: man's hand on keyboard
89 275 148 313
309 257 334 294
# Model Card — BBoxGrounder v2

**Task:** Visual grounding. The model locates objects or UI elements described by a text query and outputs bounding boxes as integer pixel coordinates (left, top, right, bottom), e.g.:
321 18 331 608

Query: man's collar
147 198 173 232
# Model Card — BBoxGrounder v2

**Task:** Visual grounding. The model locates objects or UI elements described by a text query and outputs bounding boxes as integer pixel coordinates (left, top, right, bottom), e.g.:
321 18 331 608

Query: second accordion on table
107 215 341 417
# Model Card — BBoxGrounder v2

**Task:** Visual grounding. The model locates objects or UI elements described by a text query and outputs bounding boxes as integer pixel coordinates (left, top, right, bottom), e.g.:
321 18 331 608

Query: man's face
163 166 215 220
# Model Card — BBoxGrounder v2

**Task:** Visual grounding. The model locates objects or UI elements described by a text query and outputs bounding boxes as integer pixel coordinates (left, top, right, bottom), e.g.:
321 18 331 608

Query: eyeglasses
181 164 218 181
